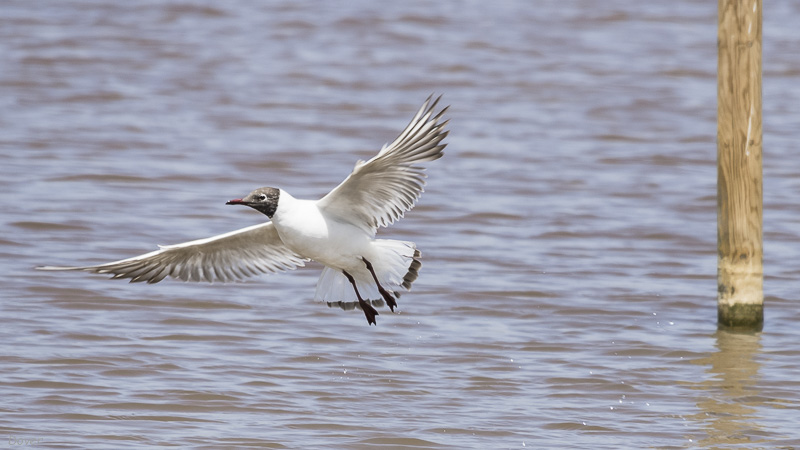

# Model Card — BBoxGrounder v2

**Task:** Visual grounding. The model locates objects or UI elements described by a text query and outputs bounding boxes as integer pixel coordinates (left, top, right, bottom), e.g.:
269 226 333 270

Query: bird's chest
272 205 327 252
272 204 366 267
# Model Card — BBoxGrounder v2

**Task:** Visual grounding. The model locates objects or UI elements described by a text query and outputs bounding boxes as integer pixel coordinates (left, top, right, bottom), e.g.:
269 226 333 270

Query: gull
37 95 449 325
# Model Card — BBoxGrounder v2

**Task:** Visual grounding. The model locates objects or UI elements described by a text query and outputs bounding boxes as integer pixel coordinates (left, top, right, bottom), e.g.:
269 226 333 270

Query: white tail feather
314 239 419 307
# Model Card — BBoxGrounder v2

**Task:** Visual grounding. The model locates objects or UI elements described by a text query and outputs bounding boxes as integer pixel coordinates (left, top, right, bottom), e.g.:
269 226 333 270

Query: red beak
226 198 245 205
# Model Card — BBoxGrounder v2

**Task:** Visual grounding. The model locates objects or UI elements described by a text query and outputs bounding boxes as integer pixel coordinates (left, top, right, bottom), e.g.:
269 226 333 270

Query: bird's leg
342 270 378 326
361 257 398 312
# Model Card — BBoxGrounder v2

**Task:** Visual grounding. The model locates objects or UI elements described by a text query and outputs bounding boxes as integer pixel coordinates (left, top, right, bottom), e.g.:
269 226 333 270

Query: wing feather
36 222 307 283
317 95 449 234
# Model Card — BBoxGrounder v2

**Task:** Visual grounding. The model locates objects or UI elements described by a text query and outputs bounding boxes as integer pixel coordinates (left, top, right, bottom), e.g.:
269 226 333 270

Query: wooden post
717 0 763 329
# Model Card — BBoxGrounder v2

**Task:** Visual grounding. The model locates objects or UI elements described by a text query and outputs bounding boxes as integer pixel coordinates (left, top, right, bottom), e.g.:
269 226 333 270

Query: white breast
270 191 370 271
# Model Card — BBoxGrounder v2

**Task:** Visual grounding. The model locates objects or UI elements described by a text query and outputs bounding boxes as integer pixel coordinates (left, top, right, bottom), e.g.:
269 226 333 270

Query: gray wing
316 95 449 234
36 222 307 283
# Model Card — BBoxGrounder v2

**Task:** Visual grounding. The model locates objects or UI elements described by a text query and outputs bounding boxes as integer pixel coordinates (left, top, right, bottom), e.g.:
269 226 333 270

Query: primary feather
317 95 449 234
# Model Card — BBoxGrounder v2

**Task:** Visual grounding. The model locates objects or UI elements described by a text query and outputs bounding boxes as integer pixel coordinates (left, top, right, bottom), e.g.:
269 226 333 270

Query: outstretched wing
37 222 307 283
316 95 449 234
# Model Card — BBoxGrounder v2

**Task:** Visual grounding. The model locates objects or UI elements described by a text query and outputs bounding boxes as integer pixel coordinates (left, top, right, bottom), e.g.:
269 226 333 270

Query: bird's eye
258 194 267 201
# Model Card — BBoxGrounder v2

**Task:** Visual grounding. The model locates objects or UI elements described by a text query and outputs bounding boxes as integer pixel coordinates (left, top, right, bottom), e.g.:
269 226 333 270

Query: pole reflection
689 330 765 446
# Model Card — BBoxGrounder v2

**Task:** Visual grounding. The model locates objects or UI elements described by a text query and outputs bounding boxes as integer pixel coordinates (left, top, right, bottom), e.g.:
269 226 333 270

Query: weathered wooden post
717 0 763 330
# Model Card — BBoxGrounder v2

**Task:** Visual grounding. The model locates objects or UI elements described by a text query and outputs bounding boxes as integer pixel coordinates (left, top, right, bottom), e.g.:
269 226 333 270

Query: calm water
2 1 799 448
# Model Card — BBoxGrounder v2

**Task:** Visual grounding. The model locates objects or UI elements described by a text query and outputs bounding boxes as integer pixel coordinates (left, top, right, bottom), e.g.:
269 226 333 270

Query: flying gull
37 96 449 325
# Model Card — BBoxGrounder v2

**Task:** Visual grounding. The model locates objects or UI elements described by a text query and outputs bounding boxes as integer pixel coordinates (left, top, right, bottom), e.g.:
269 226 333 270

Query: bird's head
226 187 281 218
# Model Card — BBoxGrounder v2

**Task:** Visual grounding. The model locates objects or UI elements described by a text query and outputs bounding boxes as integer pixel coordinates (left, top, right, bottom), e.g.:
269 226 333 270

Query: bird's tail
315 239 421 311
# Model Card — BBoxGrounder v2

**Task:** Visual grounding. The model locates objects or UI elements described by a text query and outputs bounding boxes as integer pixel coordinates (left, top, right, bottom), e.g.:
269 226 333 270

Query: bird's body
37 96 448 325
270 191 367 270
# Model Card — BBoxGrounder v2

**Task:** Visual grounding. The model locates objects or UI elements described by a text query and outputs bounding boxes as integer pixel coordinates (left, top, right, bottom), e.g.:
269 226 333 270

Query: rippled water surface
2 1 800 448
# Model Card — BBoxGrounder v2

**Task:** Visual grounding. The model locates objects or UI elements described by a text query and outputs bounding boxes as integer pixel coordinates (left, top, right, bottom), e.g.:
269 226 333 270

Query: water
2 1 799 448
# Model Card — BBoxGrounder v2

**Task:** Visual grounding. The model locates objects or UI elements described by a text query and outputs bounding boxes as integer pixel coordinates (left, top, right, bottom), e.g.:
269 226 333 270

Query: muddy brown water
2 1 799 448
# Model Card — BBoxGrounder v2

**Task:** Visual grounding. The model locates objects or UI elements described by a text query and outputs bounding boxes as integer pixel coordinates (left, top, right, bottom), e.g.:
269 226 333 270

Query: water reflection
690 330 764 447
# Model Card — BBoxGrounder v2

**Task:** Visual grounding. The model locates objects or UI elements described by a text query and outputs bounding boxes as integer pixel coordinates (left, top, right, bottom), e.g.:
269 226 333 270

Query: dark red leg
342 270 378 325
361 257 398 312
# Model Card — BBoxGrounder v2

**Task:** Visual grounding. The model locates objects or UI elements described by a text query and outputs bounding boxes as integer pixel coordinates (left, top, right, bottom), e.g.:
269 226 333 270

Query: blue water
2 1 799 448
